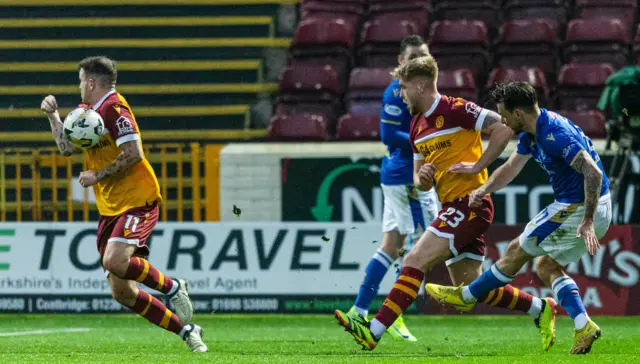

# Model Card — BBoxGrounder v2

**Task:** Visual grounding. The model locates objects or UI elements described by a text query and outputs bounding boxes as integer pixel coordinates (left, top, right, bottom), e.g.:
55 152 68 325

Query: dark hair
490 81 538 112
78 56 117 88
400 35 426 54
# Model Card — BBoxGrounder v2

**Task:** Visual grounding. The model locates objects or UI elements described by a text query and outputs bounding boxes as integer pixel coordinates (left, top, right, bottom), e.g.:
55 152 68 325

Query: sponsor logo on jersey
113 104 121 114
469 211 477 221
384 104 403 117
393 89 401 98
418 140 452 157
115 116 134 136
438 221 448 228
435 115 445 128
465 102 481 118
562 144 575 159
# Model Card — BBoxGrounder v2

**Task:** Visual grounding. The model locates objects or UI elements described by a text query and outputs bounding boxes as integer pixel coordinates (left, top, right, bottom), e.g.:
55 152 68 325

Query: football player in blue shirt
343 35 438 341
427 82 611 354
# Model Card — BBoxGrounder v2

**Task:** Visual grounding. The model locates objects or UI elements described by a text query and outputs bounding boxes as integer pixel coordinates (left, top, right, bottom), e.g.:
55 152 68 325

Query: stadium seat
564 18 630 69
290 18 355 87
495 20 558 82
346 100 383 116
429 20 490 83
301 1 362 35
276 64 342 127
559 110 607 139
555 63 615 111
336 114 380 140
345 67 394 102
432 1 502 36
574 0 637 29
438 68 478 102
503 0 568 32
357 20 419 67
367 1 430 35
487 67 550 106
268 113 328 141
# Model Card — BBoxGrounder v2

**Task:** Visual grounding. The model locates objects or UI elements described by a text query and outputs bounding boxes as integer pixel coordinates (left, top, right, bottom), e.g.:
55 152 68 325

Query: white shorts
381 184 439 236
519 193 612 266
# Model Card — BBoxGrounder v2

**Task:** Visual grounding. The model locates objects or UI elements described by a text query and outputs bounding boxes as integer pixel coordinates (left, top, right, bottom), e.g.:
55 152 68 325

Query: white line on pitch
0 328 91 337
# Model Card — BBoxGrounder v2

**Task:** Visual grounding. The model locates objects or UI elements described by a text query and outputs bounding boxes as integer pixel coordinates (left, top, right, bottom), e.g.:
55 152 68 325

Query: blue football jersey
516 109 610 203
380 79 414 185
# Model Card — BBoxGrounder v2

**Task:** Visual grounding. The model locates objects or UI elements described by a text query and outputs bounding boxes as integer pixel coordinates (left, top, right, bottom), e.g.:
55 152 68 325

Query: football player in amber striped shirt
41 56 206 352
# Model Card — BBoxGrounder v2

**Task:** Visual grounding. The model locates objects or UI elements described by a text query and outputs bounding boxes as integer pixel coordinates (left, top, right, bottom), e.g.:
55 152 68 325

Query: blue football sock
552 276 588 329
354 249 394 315
466 264 515 301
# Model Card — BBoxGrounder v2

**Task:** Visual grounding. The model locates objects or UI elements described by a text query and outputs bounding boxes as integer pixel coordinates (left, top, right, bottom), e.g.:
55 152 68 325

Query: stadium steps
0 0 298 139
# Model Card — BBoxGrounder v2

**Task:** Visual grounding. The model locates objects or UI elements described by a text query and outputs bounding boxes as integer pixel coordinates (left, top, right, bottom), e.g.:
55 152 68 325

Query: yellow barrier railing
0 143 222 222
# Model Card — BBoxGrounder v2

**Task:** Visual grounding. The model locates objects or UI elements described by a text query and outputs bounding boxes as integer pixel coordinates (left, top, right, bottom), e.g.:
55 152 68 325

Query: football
63 107 105 149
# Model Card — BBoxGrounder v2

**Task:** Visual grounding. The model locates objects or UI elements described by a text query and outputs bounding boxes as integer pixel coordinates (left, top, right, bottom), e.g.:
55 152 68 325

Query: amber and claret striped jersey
85 90 162 216
410 94 489 204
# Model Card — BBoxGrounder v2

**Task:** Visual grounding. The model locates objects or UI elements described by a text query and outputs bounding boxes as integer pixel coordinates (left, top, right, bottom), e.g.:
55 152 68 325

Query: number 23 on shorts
439 207 465 228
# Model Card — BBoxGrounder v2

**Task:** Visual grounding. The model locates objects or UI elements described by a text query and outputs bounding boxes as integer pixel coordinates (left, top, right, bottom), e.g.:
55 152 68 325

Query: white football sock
354 306 368 317
369 318 386 339
528 297 543 319
167 279 179 296
574 313 589 330
461 286 477 303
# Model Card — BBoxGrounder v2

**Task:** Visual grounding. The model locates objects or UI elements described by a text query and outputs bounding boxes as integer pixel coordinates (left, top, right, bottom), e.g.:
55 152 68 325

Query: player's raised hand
577 220 600 255
448 162 481 174
41 95 59 117
416 163 436 190
468 188 486 208
79 170 98 188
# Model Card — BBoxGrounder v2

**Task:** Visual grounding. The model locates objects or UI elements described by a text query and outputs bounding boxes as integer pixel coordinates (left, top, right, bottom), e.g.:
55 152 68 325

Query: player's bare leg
335 230 451 350
536 256 601 354
107 274 207 352
103 241 193 324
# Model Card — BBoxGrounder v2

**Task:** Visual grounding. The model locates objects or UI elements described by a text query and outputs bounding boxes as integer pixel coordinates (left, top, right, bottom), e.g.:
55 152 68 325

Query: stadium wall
219 141 639 225
0 222 638 315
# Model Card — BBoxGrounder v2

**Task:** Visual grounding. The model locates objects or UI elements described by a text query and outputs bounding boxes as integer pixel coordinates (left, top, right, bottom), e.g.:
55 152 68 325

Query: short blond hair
392 55 438 81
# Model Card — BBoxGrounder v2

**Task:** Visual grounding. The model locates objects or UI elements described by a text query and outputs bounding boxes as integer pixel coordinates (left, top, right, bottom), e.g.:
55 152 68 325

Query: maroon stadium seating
268 114 328 141
429 20 490 82
290 18 355 87
503 0 568 32
276 65 342 126
336 114 380 140
368 1 429 35
564 18 630 69
345 67 394 102
432 1 502 36
487 67 550 106
574 0 637 29
559 110 607 139
368 11 429 37
357 20 419 67
438 68 478 102
555 63 615 111
495 20 558 81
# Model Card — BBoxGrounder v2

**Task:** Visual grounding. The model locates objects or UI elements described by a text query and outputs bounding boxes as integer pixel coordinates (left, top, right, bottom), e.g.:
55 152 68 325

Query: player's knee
102 250 129 277
111 285 137 306
535 256 562 286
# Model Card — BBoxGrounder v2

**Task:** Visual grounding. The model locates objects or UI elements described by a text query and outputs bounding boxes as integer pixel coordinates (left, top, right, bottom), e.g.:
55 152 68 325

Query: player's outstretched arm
570 150 603 255
483 150 530 195
41 95 78 157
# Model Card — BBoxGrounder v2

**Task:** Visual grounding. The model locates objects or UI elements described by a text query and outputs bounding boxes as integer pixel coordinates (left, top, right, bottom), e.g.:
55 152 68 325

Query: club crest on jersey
435 115 444 128
465 102 481 118
115 116 134 136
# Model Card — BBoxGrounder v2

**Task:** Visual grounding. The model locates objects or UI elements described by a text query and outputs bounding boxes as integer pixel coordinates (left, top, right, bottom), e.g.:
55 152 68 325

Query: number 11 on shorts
125 215 140 232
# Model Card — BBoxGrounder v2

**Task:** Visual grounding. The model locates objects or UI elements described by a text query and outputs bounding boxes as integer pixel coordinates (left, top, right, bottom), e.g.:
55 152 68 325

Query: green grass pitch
0 314 638 363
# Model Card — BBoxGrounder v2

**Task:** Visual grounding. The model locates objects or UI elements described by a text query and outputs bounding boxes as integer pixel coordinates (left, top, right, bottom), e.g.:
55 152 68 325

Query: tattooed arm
449 110 514 174
570 150 603 255
41 95 79 156
78 140 143 187
570 150 603 221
